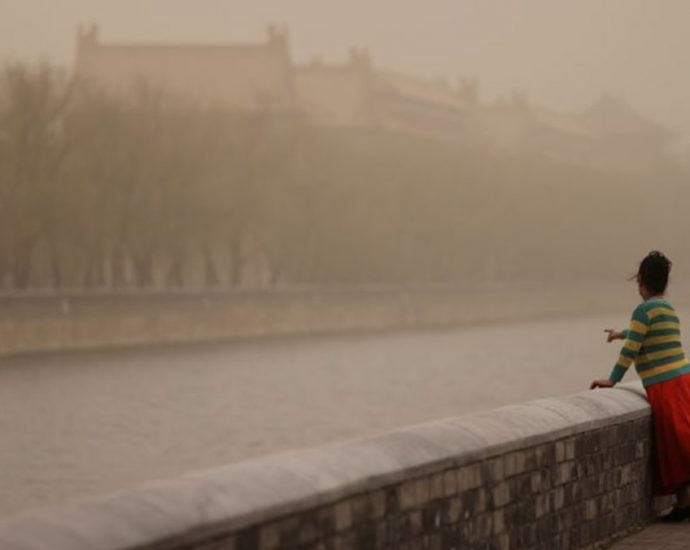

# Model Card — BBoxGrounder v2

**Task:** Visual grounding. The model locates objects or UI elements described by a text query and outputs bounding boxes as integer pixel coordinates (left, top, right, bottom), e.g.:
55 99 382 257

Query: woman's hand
604 328 624 343
590 379 616 389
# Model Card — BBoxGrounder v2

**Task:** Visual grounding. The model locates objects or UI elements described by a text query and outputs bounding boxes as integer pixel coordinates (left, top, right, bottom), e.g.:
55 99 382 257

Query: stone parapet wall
0 384 665 550
0 283 644 358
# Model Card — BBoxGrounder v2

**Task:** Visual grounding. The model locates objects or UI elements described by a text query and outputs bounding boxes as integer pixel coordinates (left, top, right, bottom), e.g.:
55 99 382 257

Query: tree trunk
82 253 106 288
203 247 219 288
166 251 184 288
111 246 128 288
11 252 31 290
82 259 94 288
228 240 243 287
0 248 8 290
132 253 154 288
50 249 63 290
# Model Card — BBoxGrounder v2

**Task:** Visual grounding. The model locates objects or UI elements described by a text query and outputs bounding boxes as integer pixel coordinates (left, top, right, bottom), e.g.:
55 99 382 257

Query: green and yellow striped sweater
610 298 690 387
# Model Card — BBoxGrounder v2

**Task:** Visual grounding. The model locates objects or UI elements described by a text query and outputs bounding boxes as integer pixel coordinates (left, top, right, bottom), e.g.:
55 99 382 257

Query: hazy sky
3 1 690 144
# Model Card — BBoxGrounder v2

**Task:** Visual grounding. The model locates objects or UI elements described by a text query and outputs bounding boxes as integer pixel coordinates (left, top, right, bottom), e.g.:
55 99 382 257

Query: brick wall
0 384 666 550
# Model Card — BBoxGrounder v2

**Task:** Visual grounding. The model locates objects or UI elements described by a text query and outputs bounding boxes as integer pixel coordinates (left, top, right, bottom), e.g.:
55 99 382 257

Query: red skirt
646 372 690 495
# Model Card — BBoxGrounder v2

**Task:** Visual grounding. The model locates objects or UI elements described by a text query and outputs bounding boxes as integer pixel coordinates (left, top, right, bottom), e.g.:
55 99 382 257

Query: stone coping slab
0 383 649 550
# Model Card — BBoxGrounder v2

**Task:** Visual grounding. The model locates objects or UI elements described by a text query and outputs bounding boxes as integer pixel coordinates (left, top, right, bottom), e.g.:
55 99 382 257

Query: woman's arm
592 306 649 389
608 306 649 383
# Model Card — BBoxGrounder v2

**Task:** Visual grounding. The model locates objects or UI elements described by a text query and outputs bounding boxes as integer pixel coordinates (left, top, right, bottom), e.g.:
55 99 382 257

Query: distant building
73 24 477 136
292 49 375 126
479 94 675 171
370 71 478 139
74 24 674 171
75 24 294 111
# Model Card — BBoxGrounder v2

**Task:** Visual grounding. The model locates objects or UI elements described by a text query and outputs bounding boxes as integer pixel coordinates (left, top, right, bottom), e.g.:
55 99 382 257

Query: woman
591 251 690 521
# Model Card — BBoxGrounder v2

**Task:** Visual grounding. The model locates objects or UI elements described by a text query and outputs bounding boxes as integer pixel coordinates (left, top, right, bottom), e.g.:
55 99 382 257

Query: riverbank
4 281 688 358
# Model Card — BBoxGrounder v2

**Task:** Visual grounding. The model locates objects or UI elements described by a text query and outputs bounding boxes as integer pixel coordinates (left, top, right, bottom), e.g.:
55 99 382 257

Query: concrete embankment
0 383 668 550
0 283 654 357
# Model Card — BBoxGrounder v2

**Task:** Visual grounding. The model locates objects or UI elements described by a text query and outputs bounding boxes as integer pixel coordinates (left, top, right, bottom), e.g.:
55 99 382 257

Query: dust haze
2 1 690 289
3 1 690 524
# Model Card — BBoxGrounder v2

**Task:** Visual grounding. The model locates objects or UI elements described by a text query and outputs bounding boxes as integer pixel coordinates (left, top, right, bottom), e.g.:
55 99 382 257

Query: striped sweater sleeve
609 305 649 383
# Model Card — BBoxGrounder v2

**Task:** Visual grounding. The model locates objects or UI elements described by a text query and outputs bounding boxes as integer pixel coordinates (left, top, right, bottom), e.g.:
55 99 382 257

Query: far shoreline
4 281 689 360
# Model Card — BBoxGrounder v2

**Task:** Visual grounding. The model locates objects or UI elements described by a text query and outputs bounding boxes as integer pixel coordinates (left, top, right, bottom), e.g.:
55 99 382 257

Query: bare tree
0 63 73 289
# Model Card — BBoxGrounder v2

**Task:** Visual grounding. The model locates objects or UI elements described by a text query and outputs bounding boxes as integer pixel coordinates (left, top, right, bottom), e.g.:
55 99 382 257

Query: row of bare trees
0 63 307 289
1 61 689 291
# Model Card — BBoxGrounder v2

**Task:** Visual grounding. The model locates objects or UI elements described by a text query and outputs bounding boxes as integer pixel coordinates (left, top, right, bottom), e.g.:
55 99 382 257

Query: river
0 311 657 518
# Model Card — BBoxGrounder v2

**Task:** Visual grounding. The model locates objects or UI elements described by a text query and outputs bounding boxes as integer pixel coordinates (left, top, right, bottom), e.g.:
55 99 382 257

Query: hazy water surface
0 312 656 518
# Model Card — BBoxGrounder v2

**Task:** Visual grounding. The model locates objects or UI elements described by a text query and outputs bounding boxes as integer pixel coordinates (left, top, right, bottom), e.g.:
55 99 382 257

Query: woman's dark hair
634 251 672 295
